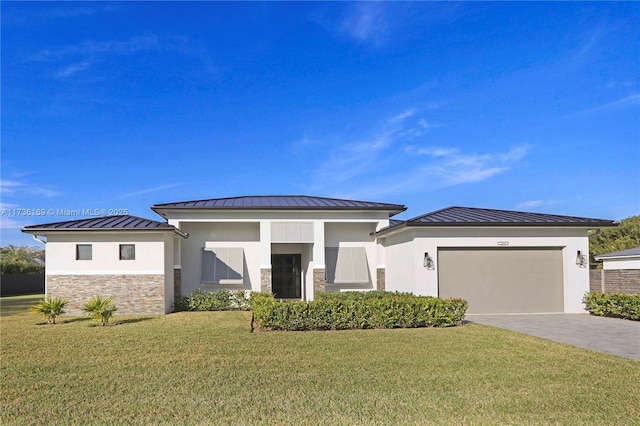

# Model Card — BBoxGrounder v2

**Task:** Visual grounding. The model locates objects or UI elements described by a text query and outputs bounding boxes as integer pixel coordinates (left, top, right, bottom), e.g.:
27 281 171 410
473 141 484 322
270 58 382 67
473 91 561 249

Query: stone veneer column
174 268 182 298
260 268 272 293
313 268 325 294
377 268 386 291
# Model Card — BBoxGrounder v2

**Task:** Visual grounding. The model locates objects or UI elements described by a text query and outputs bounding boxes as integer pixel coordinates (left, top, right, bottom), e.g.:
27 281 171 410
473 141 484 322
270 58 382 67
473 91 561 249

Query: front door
271 254 302 299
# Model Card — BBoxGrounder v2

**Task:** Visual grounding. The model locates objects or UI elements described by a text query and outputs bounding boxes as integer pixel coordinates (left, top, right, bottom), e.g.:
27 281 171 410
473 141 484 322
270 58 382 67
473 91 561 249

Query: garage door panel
438 248 564 314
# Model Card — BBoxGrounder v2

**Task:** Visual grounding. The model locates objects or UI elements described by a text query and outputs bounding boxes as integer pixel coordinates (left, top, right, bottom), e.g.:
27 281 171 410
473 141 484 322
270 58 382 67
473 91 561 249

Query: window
119 244 135 260
201 248 244 284
325 247 369 284
76 244 92 260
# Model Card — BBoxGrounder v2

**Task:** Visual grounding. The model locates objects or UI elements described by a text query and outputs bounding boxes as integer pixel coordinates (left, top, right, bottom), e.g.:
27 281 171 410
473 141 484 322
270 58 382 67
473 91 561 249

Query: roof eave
21 227 188 239
152 205 407 216
595 254 640 261
403 221 617 228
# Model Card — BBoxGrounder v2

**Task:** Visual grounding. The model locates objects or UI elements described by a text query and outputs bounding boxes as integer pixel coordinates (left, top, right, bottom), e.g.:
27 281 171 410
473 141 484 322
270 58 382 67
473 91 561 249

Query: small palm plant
83 295 118 326
30 297 68 324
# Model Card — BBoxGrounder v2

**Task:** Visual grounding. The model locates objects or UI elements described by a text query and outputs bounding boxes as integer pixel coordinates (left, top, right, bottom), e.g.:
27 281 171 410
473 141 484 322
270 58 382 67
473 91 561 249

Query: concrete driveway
466 313 640 360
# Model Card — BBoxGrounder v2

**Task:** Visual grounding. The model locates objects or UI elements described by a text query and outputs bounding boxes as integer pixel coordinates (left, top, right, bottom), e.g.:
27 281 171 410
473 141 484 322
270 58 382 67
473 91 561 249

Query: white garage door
438 248 564 314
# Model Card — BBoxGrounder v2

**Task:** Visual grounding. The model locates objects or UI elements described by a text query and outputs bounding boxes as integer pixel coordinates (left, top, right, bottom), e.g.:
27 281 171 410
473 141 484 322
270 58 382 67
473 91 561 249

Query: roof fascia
22 227 188 239
403 221 617 228
152 206 405 219
373 222 615 238
595 254 640 260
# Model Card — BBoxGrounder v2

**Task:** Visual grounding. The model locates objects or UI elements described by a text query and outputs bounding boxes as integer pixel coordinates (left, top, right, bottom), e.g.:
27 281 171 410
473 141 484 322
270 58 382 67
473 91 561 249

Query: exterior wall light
576 250 587 268
423 252 435 270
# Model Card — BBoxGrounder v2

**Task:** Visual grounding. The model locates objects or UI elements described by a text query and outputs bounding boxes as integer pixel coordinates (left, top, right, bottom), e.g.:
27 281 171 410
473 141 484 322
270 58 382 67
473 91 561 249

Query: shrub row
250 291 468 331
314 290 412 301
584 292 640 321
174 289 251 312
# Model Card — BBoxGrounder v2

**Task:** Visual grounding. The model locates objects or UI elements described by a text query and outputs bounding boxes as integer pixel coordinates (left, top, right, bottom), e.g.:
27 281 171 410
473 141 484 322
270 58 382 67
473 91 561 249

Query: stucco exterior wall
324 222 378 292
179 222 261 295
602 257 640 270
173 212 389 300
163 234 175 312
43 232 175 314
45 233 167 275
381 227 591 313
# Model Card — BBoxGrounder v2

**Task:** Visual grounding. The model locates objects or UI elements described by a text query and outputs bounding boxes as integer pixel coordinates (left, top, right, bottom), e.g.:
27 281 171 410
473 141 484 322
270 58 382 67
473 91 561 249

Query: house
22 195 616 315
595 246 640 270
591 247 640 294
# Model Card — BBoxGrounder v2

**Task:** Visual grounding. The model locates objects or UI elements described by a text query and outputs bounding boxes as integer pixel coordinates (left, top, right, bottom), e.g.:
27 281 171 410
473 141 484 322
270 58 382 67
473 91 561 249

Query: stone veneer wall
590 269 640 294
376 268 385 291
47 274 166 315
260 268 272 293
313 268 325 294
174 269 182 298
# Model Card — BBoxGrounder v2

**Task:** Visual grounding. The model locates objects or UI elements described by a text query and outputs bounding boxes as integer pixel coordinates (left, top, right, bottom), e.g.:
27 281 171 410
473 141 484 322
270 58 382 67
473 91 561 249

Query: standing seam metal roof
22 215 178 231
152 195 407 211
403 206 617 226
595 246 640 258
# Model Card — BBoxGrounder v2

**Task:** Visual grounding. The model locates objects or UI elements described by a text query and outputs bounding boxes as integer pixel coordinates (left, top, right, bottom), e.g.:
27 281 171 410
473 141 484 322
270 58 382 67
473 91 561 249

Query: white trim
595 255 640 261
173 264 182 269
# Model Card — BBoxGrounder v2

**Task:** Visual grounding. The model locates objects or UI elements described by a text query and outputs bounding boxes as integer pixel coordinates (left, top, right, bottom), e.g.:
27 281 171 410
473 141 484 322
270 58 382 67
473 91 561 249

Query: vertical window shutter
204 247 244 284
201 248 216 282
227 248 243 282
351 248 369 283
325 247 369 284
325 247 339 283
212 248 228 283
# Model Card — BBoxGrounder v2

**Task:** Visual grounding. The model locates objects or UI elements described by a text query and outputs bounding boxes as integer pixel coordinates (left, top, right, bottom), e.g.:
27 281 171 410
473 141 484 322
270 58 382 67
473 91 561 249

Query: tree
589 215 640 268
0 245 45 274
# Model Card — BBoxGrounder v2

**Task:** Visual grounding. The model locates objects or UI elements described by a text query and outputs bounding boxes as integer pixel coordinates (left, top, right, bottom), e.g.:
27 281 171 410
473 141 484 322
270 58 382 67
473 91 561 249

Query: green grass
2 295 638 425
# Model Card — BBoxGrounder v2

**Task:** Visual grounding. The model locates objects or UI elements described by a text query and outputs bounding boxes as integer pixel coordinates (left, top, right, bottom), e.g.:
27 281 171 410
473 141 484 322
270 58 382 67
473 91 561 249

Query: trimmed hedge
250 291 468 331
584 292 640 321
174 289 251 312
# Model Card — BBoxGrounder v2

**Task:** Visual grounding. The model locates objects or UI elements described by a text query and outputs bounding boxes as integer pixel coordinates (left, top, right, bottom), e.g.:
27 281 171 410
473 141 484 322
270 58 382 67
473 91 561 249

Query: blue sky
1 2 639 246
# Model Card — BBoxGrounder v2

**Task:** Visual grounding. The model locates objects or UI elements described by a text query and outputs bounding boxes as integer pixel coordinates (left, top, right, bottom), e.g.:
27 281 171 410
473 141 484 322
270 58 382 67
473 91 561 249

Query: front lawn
2 295 638 425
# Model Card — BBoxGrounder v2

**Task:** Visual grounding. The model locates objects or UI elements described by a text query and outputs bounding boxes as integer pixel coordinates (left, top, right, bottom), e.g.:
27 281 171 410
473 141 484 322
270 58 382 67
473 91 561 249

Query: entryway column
260 220 272 293
312 221 325 299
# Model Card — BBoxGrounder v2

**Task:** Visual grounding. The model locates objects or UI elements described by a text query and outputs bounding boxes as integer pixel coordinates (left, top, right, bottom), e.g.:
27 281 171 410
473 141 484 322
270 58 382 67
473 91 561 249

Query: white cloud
314 130 395 185
0 216 26 230
516 200 559 210
340 3 388 44
388 109 415 124
27 34 192 79
330 143 532 201
404 145 457 157
57 60 93 77
117 183 185 199
303 102 532 199
568 92 640 117
49 5 117 19
0 179 60 197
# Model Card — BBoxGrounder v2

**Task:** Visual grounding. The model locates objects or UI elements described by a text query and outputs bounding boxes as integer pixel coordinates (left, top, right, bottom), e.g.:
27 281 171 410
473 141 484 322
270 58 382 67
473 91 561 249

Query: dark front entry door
271 254 302 299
